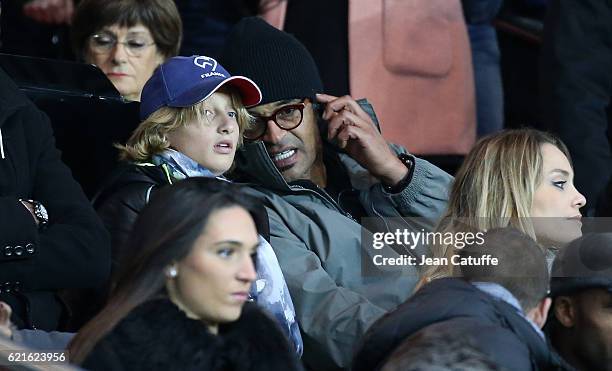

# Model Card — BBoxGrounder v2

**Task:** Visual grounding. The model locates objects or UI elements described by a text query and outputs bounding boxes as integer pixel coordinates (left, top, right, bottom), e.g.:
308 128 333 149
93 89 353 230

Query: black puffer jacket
353 278 569 371
94 163 270 272
93 163 168 271
0 67 110 330
83 298 303 371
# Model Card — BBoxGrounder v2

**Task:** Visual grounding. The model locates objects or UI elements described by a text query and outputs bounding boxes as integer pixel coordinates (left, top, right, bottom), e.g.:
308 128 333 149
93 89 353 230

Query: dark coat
352 278 567 371
93 163 168 271
83 298 303 371
62 164 166 329
0 67 110 330
540 0 612 216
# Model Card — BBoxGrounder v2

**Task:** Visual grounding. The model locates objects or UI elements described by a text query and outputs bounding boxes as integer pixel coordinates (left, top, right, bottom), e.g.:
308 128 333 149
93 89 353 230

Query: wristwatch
20 199 49 228
383 153 415 194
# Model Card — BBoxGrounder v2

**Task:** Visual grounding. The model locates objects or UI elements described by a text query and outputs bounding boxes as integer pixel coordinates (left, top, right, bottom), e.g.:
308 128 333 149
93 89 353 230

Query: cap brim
220 76 262 107
181 76 262 108
168 75 262 111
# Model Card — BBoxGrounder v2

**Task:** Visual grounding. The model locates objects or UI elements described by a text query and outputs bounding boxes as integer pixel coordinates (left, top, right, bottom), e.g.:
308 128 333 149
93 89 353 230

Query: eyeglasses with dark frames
244 102 307 141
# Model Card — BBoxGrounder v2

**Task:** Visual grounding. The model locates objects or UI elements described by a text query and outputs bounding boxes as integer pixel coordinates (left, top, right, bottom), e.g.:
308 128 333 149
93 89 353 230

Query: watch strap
383 153 415 194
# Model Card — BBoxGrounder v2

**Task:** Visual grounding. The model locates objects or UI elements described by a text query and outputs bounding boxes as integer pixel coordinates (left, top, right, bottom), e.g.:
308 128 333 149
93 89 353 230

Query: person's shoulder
238 181 290 202
93 163 166 209
0 67 28 112
0 80 50 137
446 318 536 369
373 279 499 336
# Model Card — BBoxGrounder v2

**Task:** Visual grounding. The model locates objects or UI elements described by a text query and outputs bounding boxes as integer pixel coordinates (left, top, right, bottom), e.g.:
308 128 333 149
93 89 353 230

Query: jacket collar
472 281 545 340
235 141 380 193
152 149 228 181
235 140 292 191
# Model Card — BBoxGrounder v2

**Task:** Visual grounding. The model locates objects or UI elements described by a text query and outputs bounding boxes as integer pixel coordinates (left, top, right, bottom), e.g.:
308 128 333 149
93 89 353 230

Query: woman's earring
166 266 178 278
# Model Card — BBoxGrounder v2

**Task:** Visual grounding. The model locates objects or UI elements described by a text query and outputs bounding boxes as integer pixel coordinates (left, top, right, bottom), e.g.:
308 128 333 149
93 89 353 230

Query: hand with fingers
23 0 75 25
316 93 409 187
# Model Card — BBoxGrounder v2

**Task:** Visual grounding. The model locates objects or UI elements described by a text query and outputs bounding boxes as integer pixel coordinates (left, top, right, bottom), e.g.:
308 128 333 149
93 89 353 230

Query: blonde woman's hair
118 86 251 162
421 128 571 283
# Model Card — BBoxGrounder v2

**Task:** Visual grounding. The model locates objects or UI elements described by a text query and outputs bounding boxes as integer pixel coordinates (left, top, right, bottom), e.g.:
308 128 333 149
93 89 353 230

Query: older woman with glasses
71 0 182 101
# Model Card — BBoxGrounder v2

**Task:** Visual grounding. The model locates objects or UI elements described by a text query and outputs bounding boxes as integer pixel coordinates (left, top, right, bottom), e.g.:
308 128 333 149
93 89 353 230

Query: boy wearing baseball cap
93 55 303 355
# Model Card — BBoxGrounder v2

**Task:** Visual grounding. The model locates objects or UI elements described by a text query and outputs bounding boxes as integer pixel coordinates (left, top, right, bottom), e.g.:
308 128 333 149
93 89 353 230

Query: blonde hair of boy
118 87 251 162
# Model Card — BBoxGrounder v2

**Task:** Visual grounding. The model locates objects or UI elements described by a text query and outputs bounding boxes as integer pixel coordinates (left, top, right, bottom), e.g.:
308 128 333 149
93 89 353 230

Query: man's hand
316 93 408 186
23 0 75 25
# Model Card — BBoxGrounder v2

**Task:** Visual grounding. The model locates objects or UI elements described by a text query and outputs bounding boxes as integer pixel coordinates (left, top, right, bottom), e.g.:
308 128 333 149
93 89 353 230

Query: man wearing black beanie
221 17 452 370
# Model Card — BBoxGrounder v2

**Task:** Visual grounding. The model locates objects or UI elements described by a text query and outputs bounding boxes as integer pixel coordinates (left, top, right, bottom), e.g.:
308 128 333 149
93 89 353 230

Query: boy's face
167 91 240 175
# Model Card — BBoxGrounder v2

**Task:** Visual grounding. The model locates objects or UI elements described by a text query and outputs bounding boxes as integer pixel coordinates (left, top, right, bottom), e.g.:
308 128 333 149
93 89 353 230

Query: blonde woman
90 55 302 354
422 128 586 283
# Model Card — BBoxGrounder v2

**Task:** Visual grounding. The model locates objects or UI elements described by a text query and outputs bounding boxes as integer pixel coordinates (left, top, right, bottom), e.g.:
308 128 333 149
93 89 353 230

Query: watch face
35 202 49 223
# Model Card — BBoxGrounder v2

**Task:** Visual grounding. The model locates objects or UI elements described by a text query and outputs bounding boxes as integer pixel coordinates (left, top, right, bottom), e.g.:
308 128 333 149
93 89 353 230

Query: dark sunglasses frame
244 102 307 141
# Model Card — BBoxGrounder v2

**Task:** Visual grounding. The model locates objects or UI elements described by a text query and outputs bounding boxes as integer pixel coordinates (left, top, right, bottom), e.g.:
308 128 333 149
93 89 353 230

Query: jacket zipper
247 142 358 221
289 184 358 222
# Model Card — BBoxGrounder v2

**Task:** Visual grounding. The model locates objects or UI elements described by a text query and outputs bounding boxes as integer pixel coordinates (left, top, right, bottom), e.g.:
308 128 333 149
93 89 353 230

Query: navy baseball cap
139 55 262 120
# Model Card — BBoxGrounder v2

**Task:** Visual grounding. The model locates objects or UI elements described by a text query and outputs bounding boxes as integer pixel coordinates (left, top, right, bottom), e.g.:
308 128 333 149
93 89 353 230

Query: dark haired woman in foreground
69 178 302 370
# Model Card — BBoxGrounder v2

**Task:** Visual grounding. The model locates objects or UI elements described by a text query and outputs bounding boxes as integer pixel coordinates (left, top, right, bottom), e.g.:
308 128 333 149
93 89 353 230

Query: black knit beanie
220 17 323 105
550 233 612 297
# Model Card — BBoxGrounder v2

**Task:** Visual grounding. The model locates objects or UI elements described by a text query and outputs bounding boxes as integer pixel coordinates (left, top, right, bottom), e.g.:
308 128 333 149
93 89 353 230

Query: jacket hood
352 278 554 371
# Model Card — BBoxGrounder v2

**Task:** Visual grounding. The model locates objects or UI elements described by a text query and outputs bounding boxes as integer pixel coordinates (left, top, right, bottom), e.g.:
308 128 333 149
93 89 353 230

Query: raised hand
316 93 408 186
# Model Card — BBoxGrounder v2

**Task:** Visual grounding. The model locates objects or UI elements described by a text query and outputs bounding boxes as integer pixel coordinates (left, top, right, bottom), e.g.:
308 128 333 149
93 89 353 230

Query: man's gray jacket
234 111 452 370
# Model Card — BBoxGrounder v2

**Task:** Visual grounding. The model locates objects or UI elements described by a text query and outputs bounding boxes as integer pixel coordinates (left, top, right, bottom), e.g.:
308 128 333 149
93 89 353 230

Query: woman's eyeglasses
89 33 155 57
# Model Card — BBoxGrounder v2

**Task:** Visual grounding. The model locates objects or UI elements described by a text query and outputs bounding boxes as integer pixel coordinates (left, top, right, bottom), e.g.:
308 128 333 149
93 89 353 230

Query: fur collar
84 298 302 371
